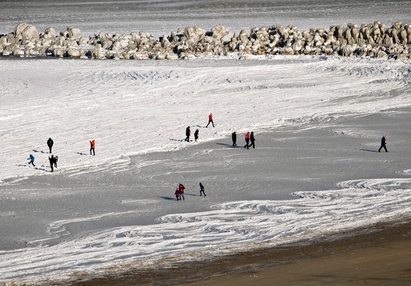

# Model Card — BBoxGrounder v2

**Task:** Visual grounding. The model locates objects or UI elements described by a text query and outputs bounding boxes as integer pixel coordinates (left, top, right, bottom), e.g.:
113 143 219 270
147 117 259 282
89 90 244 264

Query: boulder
14 23 39 40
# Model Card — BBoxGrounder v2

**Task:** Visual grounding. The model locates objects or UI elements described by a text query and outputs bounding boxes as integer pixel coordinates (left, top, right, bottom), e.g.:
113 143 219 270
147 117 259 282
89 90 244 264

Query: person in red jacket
90 139 95 155
206 113 215 128
179 183 186 200
244 132 250 149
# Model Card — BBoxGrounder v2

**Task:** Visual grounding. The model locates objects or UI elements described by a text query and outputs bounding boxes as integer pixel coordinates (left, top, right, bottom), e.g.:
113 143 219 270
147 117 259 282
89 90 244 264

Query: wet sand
74 221 411 286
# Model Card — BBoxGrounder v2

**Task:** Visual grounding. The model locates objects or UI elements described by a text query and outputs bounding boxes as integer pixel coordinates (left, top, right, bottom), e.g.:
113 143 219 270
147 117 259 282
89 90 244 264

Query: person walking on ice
179 183 186 200
378 135 388 152
244 132 250 149
90 139 96 155
47 137 54 153
185 126 191 142
175 187 181 200
232 131 237 146
28 154 35 167
249 131 256 149
194 129 199 142
206 113 215 128
48 155 58 172
199 182 206 196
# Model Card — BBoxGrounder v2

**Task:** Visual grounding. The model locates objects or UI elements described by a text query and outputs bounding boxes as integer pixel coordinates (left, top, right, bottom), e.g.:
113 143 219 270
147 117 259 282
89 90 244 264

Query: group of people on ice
174 182 206 200
28 137 96 172
185 113 257 150
185 113 214 142
232 131 256 149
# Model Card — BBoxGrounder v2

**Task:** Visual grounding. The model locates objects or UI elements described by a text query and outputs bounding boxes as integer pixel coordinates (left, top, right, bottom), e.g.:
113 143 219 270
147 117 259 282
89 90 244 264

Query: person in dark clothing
206 113 215 128
378 135 388 152
249 131 255 149
199 182 206 196
194 129 199 142
244 132 250 149
175 187 181 201
47 138 54 153
48 155 57 172
185 126 191 142
232 131 237 146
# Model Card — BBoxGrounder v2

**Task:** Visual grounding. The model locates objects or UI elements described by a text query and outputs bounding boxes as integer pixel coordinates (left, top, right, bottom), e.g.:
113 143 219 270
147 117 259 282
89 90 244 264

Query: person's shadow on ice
360 148 378 153
158 196 176 201
216 142 242 148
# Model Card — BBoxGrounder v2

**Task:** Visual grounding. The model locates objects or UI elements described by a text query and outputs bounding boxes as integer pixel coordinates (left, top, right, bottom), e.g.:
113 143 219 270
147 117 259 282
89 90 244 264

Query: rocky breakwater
1 22 411 60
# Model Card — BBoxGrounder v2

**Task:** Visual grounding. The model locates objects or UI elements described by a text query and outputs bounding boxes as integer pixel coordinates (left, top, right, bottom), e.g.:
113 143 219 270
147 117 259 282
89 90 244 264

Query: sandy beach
188 222 411 286
72 221 411 285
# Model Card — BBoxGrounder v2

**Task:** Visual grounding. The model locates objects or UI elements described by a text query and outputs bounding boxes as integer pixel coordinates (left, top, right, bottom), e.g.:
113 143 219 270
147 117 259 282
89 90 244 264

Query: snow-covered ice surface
2 0 411 285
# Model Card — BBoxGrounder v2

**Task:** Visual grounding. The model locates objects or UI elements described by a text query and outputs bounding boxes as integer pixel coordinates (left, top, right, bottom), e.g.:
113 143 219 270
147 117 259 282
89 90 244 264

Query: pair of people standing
185 126 200 142
48 137 96 155
244 131 255 149
175 183 186 200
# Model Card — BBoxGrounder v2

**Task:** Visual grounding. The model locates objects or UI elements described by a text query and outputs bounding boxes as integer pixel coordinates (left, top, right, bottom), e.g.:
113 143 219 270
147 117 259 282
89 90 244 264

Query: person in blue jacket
28 154 35 167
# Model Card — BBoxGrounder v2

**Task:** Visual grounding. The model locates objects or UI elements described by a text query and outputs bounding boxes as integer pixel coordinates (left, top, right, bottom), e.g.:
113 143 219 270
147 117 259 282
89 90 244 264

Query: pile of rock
1 22 411 60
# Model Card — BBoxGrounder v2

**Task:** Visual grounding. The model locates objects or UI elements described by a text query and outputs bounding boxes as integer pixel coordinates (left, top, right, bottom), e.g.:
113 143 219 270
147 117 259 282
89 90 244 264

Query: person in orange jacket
244 132 250 149
90 139 95 155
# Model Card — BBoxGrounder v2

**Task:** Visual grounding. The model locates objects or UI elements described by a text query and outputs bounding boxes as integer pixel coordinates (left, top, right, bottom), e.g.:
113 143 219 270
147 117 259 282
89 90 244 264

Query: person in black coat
48 155 57 172
194 129 199 142
249 131 256 149
378 135 388 152
199 182 206 196
185 126 191 142
232 131 237 146
47 137 54 153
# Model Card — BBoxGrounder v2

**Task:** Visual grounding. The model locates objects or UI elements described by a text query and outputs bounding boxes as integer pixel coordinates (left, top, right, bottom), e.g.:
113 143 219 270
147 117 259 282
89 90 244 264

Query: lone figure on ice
194 129 199 142
28 154 35 167
206 113 215 128
378 135 388 152
199 182 206 196
232 131 237 146
90 139 96 155
185 126 191 142
47 137 54 153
